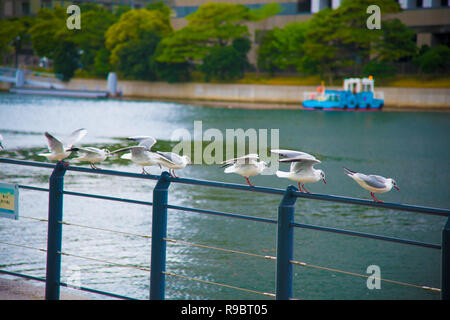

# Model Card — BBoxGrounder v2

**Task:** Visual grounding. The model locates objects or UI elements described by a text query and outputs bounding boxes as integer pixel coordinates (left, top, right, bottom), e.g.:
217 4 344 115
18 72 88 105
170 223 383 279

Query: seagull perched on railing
156 151 191 178
68 147 111 169
270 149 326 193
111 136 161 174
38 128 87 162
343 167 399 202
221 154 267 187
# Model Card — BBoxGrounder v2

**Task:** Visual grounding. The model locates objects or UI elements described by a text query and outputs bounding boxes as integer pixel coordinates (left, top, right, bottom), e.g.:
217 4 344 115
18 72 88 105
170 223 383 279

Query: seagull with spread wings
68 147 111 169
111 136 162 174
270 149 326 193
221 154 267 187
38 128 87 162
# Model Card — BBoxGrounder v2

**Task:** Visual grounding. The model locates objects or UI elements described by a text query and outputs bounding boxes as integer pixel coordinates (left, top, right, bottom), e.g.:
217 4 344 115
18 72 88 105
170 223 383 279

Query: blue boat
302 77 384 111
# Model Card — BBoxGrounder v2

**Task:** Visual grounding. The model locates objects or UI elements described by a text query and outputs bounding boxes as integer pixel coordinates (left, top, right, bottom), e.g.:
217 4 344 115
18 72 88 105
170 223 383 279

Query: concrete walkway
0 276 93 300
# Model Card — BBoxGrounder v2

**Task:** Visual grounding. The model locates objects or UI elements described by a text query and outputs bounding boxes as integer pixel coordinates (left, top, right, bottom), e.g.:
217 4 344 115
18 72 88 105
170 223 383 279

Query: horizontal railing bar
168 175 286 196
18 185 49 192
291 222 441 249
62 190 153 206
0 158 160 180
293 191 450 217
2 158 449 217
0 269 135 300
166 204 278 224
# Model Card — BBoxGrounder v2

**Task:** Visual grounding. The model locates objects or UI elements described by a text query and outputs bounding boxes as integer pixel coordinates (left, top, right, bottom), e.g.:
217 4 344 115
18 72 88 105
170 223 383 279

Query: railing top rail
1 157 449 217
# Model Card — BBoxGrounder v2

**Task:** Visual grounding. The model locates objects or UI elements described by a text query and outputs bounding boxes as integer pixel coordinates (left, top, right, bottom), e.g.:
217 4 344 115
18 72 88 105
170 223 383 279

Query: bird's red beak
394 186 399 191
322 178 326 184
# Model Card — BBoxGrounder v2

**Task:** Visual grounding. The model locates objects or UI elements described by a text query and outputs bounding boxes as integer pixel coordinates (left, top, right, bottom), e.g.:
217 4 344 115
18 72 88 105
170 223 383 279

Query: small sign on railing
0 183 19 220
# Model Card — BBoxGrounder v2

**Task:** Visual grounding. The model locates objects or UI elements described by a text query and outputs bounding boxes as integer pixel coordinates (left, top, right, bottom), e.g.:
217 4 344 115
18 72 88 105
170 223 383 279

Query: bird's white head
182 155 191 165
390 179 399 191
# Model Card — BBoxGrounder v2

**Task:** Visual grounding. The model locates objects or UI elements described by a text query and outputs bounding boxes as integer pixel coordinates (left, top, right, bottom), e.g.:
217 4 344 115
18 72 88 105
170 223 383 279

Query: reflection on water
0 92 449 299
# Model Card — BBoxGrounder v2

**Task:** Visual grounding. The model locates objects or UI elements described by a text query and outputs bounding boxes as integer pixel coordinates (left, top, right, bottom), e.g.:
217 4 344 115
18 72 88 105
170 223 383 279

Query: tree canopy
156 2 281 64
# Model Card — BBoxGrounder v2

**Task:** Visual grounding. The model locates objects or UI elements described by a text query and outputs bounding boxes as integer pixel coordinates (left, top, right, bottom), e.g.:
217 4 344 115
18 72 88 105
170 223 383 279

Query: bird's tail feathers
275 170 291 178
224 166 236 173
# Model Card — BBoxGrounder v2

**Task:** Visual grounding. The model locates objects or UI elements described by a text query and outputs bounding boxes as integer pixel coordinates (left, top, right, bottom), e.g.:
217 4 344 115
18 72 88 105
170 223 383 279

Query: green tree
28 7 80 81
303 0 400 83
257 21 315 74
156 2 280 65
0 17 32 65
105 8 172 68
375 18 416 62
256 30 279 74
70 6 117 74
115 31 161 80
199 37 251 81
53 41 79 81
199 45 243 81
28 7 67 59
414 45 450 74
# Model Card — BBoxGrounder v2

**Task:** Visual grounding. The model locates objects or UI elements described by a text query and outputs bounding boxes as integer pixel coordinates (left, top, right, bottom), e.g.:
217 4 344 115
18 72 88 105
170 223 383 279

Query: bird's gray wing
69 147 100 156
44 132 64 153
290 159 320 173
270 149 317 161
128 136 157 150
221 154 259 167
110 146 145 156
63 128 87 148
156 151 180 165
356 174 387 189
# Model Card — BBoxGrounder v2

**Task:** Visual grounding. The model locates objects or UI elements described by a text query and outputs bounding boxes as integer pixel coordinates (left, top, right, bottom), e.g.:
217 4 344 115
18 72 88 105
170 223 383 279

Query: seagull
221 154 267 187
38 128 87 162
270 149 326 193
68 147 111 169
111 136 161 174
343 167 399 202
0 134 4 149
156 151 191 178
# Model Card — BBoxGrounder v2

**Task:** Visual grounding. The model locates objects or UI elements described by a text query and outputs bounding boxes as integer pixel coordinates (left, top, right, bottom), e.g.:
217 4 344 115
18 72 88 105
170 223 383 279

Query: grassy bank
233 73 450 88
75 69 450 88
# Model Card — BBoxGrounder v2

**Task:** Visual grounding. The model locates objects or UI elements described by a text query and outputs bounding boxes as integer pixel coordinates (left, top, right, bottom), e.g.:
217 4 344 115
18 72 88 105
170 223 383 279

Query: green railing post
276 185 297 300
45 162 67 300
442 217 450 300
150 171 171 300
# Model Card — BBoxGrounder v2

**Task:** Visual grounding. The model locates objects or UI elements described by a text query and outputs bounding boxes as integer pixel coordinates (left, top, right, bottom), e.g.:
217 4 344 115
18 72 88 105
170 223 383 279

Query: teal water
0 92 449 299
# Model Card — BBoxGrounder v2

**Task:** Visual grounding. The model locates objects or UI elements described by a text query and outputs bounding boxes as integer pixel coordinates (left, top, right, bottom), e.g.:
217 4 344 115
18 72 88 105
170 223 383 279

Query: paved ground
0 276 93 300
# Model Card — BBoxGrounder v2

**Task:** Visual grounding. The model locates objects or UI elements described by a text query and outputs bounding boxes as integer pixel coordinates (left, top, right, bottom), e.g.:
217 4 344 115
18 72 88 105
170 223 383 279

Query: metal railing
0 157 449 300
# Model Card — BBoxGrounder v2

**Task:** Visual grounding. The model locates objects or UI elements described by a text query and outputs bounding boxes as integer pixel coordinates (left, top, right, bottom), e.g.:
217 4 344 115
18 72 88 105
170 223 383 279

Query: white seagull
0 134 4 149
156 151 191 178
69 147 111 169
343 167 399 202
111 136 161 174
221 154 267 187
38 128 87 162
270 149 326 193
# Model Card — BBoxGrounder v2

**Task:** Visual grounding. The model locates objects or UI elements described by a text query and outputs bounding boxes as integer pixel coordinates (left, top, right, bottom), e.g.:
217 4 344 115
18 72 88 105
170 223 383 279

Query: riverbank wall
4 78 450 109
